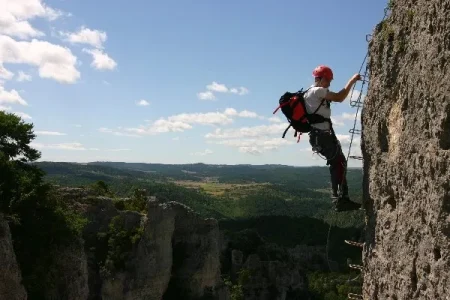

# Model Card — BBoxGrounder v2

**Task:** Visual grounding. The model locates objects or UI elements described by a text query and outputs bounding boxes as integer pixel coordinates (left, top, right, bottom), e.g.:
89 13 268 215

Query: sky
0 0 388 167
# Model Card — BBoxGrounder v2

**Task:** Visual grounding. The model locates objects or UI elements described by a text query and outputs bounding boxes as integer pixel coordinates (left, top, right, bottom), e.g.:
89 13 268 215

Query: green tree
0 111 43 213
0 111 87 298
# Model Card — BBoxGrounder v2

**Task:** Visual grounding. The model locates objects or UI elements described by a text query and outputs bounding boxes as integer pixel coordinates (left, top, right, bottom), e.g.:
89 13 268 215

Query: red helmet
312 65 333 81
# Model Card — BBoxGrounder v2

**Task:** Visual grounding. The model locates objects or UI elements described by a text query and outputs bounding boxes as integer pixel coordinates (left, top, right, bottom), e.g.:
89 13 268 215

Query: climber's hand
351 74 362 82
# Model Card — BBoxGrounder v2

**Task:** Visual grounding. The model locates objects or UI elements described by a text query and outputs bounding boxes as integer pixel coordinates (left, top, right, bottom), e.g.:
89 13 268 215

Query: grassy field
173 180 272 198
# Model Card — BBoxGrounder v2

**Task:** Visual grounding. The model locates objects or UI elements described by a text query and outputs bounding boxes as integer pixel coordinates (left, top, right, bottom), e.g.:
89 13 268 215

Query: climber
304 65 362 212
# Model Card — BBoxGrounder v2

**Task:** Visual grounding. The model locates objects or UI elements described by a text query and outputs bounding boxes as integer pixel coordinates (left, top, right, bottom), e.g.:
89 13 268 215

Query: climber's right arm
324 74 361 103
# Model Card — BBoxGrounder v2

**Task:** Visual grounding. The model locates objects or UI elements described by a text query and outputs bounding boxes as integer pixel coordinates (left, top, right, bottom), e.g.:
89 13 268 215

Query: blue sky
0 0 388 166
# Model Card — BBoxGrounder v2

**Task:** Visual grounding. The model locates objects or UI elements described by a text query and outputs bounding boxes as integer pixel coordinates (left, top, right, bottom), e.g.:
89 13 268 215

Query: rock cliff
0 214 27 300
362 0 450 299
56 188 228 300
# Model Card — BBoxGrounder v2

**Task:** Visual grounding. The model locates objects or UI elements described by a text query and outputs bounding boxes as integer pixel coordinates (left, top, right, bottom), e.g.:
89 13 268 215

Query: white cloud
268 116 282 123
166 111 234 126
102 108 264 137
334 134 361 157
0 64 14 80
224 108 261 119
206 81 228 93
198 81 249 100
31 142 92 151
341 112 358 121
16 71 32 81
61 26 107 48
330 111 361 128
82 48 117 70
35 130 66 136
0 0 64 39
31 141 131 153
197 91 216 101
13 111 31 119
98 127 141 137
0 35 80 83
0 105 31 120
107 148 131 152
0 86 27 105
136 99 150 106
191 149 213 156
209 137 293 155
230 87 249 95
205 123 287 139
330 117 345 127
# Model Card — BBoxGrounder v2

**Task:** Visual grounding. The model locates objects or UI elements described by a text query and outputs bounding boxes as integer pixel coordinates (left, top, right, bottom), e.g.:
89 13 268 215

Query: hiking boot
333 195 361 212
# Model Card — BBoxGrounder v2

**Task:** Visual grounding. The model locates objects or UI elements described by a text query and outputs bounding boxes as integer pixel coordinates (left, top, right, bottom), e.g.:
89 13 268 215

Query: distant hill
34 161 365 228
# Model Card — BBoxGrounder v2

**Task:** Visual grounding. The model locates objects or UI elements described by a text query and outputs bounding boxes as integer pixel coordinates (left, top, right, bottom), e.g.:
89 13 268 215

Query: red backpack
272 88 330 142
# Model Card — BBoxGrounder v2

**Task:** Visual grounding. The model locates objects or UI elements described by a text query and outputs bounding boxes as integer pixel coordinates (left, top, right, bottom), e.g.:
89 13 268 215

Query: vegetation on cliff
0 111 87 298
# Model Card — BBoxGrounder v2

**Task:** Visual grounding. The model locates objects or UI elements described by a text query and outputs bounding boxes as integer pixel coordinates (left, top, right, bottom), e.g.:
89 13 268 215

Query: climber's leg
309 129 340 197
309 129 361 212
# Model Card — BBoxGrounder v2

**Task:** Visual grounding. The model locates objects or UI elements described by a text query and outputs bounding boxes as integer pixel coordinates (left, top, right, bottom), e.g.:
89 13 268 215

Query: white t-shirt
304 85 331 131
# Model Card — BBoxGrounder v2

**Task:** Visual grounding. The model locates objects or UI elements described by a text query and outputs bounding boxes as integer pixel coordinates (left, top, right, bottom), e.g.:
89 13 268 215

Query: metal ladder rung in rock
349 264 364 271
349 128 361 135
344 240 365 248
348 293 364 300
350 100 364 108
349 155 363 160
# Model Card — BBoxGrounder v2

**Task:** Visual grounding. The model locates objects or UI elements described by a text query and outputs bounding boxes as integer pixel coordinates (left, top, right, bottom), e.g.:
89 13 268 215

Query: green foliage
307 271 362 300
90 180 113 197
97 214 144 277
36 161 364 227
0 111 40 162
387 0 394 10
380 21 395 42
114 188 148 213
0 111 87 298
223 268 252 300
33 159 366 296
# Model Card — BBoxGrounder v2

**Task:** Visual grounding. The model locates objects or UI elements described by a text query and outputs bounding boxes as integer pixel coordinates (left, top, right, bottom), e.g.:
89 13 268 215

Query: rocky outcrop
0 214 27 300
362 1 450 299
44 240 89 300
57 188 228 300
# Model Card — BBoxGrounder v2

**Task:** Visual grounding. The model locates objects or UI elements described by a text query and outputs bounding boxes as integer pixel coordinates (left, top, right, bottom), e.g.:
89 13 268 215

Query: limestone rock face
57 188 227 300
44 239 90 300
362 1 450 299
0 214 27 300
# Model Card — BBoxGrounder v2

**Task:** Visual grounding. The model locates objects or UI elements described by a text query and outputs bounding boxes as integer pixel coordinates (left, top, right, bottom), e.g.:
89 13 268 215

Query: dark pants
308 128 348 197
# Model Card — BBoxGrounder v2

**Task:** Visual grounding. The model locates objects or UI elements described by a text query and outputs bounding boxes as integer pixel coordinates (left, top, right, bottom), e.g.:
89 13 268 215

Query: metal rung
360 75 369 83
349 128 361 134
350 101 364 108
349 155 363 160
348 293 363 300
349 264 364 271
344 240 364 248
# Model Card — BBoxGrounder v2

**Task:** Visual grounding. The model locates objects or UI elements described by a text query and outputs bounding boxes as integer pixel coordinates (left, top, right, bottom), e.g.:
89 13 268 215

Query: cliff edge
362 0 450 299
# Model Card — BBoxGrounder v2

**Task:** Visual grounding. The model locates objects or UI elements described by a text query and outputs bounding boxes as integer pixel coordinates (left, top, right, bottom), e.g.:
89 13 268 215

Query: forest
36 161 366 299
1 110 365 299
